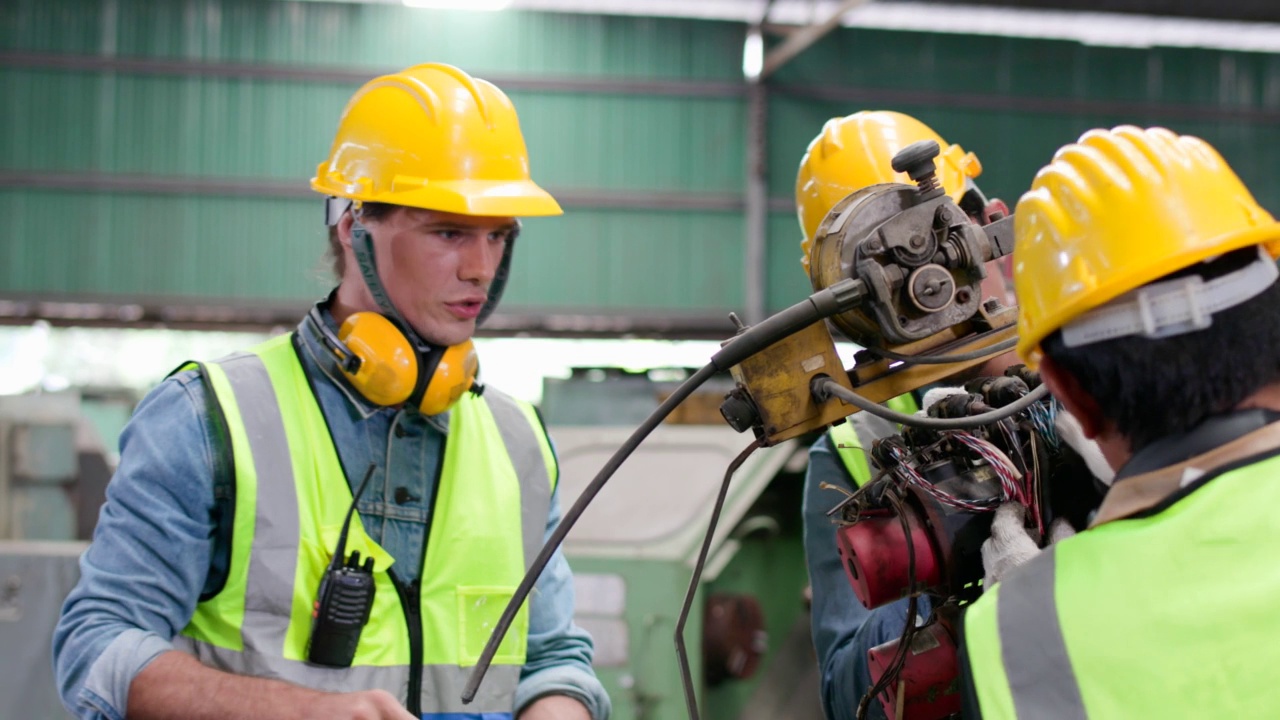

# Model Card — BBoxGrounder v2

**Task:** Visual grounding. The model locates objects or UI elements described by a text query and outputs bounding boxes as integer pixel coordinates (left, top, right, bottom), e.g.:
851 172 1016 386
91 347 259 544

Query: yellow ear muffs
418 340 478 416
335 312 419 406
319 308 479 415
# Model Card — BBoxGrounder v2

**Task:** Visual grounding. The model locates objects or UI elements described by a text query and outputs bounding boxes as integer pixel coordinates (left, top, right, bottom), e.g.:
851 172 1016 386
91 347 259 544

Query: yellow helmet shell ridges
1013 125 1280 367
795 110 982 272
312 63 562 218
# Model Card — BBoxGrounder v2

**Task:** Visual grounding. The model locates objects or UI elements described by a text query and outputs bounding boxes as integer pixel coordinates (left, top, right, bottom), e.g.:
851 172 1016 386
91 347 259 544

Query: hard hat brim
311 176 564 218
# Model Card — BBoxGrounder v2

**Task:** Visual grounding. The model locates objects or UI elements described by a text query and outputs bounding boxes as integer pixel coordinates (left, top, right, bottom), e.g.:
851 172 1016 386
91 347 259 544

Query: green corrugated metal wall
5 0 1280 332
765 30 1280 308
4 0 744 79
771 31 1280 201
1 73 746 191
1 0 751 325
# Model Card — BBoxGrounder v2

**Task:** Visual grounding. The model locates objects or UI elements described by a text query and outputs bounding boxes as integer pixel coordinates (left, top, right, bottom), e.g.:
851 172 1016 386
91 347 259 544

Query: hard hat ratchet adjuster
1061 248 1278 348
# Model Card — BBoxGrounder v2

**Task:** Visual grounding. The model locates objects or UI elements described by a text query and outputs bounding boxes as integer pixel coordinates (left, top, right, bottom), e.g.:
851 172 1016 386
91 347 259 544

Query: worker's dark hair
1042 247 1280 452
326 202 396 280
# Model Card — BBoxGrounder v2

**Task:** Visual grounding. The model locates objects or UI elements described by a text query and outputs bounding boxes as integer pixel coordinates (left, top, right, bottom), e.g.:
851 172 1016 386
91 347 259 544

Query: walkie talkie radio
307 464 378 668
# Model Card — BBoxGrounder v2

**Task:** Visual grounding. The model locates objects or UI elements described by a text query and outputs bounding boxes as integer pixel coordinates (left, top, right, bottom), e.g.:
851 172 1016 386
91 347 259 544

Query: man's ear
1040 355 1106 440
336 210 356 250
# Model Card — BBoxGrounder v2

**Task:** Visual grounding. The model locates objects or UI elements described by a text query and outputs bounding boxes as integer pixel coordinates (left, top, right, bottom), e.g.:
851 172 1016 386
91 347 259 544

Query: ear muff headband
347 210 517 330
408 342 443 411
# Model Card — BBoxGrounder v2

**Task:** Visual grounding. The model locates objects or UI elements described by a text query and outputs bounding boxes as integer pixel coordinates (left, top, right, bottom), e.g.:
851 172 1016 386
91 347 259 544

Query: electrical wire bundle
827 368 1075 719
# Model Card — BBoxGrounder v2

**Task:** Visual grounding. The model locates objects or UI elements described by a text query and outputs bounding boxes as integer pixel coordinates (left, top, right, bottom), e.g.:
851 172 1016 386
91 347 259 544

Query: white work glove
981 502 1075 588
1054 409 1116 486
920 386 967 414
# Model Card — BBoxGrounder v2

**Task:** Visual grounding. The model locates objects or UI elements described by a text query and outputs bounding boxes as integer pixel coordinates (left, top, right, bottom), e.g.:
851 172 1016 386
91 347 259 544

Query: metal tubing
744 83 769 325
760 0 872 79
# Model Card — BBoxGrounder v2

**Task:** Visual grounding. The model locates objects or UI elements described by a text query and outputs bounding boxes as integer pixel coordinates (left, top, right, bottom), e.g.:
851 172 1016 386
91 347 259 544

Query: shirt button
394 425 407 438
394 487 420 505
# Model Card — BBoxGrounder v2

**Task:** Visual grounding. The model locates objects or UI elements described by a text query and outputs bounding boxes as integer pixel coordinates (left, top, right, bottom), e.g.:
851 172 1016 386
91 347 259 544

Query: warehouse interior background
3 0 1280 718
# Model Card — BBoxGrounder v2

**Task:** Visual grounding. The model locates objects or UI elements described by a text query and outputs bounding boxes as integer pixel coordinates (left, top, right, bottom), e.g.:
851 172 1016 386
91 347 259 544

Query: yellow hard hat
1013 125 1280 367
795 110 982 272
312 63 562 218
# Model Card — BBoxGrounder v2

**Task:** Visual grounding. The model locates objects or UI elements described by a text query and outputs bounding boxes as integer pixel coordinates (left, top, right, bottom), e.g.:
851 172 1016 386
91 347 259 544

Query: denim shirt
803 424 929 720
53 308 611 720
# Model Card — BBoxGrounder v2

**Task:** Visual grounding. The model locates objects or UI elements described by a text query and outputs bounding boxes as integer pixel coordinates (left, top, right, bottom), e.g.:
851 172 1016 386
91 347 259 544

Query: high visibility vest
829 421 872 488
828 394 916 487
171 334 557 719
963 451 1280 719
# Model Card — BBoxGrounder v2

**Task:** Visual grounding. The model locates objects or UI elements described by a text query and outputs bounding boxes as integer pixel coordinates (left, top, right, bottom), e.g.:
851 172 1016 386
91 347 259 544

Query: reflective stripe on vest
964 452 1280 718
962 547 1085 720
829 421 873 488
174 334 555 716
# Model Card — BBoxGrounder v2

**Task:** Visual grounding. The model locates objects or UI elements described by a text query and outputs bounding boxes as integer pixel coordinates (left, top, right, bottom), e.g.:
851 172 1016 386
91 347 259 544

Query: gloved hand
981 502 1076 587
920 386 967 414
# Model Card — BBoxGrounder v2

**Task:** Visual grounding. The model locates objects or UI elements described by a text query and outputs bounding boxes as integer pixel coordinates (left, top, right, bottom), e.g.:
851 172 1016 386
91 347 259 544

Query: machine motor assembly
807 140 1016 350
717 139 1020 450
828 369 1103 720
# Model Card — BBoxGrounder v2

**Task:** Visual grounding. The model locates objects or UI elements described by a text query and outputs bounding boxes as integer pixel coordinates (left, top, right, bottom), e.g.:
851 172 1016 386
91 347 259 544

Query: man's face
348 207 516 347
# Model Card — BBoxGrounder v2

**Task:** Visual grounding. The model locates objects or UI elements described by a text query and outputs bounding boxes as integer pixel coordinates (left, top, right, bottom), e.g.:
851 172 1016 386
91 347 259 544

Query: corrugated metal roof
358 0 1280 52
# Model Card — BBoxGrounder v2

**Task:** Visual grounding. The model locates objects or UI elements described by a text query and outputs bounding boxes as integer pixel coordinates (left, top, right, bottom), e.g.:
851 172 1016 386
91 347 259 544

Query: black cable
710 278 864 371
461 362 720 703
857 489 920 719
816 378 1049 430
674 439 762 720
463 282 873 703
859 336 1017 365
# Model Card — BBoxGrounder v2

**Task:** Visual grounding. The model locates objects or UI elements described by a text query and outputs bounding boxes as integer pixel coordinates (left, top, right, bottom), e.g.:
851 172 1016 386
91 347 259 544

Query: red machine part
836 505 942 609
867 621 961 719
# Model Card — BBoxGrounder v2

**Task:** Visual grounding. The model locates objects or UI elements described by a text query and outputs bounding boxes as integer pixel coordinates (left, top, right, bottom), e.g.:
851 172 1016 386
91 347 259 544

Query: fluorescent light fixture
508 1 1280 54
742 25 764 81
403 0 514 10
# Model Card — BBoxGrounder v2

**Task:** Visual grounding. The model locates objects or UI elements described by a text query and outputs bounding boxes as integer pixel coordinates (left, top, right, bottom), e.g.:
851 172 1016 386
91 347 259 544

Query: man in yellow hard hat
959 126 1280 717
798 110 1017 720
53 64 608 720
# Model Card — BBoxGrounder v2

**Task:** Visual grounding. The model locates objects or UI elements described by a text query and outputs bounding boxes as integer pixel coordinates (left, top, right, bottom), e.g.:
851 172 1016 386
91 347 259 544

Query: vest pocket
456 586 527 666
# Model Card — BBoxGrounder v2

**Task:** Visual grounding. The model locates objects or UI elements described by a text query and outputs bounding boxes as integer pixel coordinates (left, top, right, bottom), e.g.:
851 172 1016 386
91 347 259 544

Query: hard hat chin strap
477 222 518 326
349 218 432 353
337 200 516 334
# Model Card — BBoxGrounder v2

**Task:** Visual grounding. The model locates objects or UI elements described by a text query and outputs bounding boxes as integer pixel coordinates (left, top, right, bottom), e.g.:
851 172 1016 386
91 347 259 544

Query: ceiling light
403 0 514 10
742 26 764 81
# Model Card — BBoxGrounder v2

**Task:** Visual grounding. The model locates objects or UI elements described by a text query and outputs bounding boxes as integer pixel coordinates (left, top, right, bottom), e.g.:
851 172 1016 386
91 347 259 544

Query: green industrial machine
0 389 128 542
544 370 826 720
1 391 89 541
0 389 126 717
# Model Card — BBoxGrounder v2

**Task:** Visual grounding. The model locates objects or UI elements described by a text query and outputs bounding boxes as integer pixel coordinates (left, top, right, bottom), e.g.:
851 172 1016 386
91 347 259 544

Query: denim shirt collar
295 301 451 434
